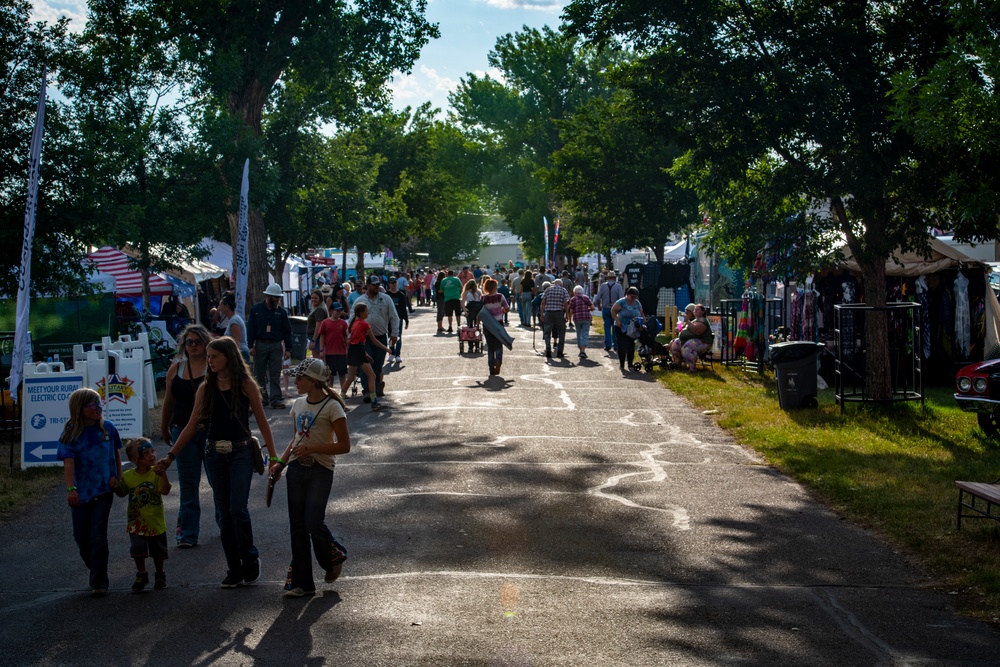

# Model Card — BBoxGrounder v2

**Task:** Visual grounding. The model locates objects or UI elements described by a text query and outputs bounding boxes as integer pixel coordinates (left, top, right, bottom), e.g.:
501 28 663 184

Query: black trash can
289 315 308 361
770 341 823 409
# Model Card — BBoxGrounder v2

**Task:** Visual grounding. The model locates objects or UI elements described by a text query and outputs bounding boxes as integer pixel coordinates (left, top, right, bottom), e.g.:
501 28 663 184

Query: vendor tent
838 236 989 276
86 247 173 297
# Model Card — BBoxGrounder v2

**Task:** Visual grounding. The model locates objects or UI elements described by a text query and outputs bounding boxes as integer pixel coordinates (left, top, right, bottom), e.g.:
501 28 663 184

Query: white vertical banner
11 68 47 401
543 216 549 271
234 158 250 319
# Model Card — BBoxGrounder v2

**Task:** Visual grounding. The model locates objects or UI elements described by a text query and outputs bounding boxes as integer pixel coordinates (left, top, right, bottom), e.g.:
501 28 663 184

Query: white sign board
88 350 145 439
21 364 83 468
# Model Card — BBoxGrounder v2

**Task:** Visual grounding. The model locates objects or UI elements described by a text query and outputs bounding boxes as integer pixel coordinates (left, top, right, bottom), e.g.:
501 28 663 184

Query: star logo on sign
97 373 136 405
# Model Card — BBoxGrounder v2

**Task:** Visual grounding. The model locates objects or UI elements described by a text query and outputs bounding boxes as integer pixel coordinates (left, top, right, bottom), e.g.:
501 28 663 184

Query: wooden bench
956 480 1000 530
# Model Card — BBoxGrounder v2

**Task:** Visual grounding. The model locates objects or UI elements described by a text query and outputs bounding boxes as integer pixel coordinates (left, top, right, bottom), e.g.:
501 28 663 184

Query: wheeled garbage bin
770 341 824 409
289 316 308 361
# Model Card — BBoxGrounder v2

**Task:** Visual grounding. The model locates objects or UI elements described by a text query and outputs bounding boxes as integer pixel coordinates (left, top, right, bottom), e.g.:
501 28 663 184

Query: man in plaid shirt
540 281 570 359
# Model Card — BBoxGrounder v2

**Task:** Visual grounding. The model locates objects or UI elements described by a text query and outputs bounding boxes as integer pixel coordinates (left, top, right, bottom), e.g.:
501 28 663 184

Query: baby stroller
460 301 484 354
635 316 669 372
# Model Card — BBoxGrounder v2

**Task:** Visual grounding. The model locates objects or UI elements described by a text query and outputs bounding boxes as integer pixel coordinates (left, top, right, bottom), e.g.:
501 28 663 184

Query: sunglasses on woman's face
85 401 103 411
184 339 204 347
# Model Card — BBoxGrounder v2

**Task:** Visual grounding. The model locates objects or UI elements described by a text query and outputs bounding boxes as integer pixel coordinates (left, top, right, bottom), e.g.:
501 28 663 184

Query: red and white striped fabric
85 246 173 297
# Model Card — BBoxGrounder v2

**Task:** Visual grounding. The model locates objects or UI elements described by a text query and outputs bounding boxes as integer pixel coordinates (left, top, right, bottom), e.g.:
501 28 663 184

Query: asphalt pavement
1 306 999 666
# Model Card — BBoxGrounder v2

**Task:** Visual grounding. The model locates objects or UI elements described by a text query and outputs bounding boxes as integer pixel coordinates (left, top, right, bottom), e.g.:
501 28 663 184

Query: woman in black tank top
160 324 211 548
157 336 278 588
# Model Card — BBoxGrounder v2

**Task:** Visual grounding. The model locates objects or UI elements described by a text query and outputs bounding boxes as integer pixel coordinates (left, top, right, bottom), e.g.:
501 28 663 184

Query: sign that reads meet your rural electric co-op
21 365 83 468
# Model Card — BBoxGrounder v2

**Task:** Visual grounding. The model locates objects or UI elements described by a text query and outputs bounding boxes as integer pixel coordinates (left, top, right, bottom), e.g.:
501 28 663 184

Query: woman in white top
461 279 482 327
270 359 351 598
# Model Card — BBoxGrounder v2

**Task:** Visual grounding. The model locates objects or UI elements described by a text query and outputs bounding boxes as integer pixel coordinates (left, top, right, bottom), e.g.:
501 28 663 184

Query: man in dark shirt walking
248 283 292 409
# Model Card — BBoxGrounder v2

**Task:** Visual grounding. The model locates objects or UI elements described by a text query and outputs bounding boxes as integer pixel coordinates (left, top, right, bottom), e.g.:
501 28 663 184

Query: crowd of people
60 261 715 599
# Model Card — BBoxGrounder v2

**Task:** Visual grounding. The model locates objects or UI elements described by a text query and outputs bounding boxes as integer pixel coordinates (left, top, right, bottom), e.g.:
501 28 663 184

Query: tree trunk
858 255 892 400
356 253 366 283
226 77 272 313
140 266 151 313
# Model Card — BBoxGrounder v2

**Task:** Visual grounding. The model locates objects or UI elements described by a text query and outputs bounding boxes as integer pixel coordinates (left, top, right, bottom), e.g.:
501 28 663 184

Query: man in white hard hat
248 283 292 408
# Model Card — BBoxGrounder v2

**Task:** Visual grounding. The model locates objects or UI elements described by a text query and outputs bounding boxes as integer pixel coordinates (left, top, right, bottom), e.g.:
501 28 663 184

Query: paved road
1 307 999 665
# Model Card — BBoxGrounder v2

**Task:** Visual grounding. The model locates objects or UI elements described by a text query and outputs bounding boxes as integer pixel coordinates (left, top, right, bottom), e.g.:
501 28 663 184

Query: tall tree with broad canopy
543 90 701 263
61 0 209 311
891 2 1000 242
157 0 437 307
0 1 86 297
450 25 614 261
564 0 965 399
334 105 483 276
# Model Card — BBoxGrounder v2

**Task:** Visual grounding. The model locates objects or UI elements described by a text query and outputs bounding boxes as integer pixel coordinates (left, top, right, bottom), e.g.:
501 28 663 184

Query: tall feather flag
10 68 47 401
234 158 250 319
543 216 549 270
552 218 560 268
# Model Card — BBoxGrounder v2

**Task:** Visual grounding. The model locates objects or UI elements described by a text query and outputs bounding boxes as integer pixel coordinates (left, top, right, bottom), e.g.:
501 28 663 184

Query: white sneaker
395 356 402 363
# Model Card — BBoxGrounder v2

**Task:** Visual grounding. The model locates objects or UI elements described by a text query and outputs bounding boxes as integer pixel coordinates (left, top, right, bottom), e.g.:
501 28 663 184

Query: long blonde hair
60 387 106 444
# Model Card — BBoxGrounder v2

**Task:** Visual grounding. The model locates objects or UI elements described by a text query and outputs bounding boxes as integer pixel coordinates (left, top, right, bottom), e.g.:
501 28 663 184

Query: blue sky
389 0 566 114
31 0 567 115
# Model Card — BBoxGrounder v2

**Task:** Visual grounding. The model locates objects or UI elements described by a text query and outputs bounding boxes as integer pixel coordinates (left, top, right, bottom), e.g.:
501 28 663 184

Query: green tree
157 0 437 307
891 3 1000 240
61 0 208 310
544 91 701 263
0 1 85 297
450 25 613 261
565 0 960 398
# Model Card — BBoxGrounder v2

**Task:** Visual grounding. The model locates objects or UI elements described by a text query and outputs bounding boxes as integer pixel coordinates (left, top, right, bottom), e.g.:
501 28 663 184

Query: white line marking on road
386 491 497 497
587 438 693 530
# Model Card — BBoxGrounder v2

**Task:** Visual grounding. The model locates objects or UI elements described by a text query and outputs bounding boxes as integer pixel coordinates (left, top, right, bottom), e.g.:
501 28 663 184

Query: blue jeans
70 491 114 590
285 461 346 591
602 308 616 350
361 334 388 393
253 340 283 405
575 321 591 349
520 294 533 326
172 424 212 546
203 443 258 576
391 321 403 357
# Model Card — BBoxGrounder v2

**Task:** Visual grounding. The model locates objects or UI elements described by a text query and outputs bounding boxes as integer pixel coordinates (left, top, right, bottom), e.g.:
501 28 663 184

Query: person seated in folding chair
671 303 714 371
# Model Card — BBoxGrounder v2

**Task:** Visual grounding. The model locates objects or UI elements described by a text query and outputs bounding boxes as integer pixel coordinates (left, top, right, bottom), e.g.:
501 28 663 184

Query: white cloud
30 1 88 31
389 65 459 110
482 0 564 12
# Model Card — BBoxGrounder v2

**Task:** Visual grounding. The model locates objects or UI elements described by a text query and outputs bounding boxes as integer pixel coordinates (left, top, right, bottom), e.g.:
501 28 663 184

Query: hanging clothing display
915 276 931 359
954 271 971 359
801 290 816 342
734 294 750 355
789 290 803 340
